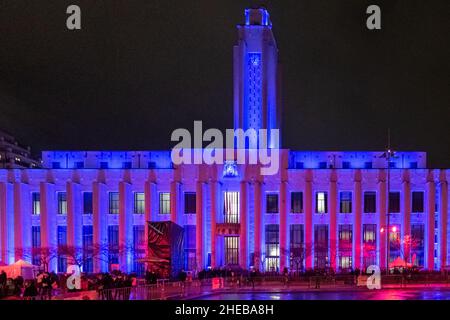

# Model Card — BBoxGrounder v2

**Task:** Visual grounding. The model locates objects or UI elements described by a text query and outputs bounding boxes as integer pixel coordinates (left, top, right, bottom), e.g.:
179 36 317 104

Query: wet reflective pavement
196 288 450 300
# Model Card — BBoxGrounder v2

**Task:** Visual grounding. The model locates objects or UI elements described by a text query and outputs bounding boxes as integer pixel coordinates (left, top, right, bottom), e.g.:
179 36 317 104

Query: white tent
0 260 39 280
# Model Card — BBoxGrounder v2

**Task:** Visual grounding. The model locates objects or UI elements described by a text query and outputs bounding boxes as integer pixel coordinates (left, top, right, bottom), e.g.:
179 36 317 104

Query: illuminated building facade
0 8 449 274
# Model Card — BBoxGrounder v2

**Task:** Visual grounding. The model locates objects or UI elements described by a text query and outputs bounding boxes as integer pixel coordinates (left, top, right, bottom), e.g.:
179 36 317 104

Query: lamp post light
380 129 396 275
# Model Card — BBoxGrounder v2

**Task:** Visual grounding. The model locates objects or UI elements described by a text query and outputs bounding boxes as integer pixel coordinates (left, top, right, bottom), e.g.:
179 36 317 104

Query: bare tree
58 244 108 272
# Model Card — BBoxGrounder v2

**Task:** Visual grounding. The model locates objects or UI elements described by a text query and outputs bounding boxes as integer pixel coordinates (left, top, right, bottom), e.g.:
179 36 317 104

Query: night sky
0 0 448 167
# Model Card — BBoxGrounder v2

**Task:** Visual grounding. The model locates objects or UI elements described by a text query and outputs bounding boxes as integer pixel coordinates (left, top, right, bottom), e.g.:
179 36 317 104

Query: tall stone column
0 182 14 264
67 181 82 260
402 171 411 262
426 171 436 270
305 170 313 269
170 181 180 224
329 171 337 271
196 181 204 270
239 181 248 269
439 170 448 270
93 181 108 272
354 170 362 270
14 182 31 262
378 170 387 270
279 181 287 271
119 181 132 272
40 182 57 272
210 180 218 268
254 181 262 270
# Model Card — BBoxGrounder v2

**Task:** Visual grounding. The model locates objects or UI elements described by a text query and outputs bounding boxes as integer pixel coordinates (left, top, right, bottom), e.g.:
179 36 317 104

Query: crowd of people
0 269 143 300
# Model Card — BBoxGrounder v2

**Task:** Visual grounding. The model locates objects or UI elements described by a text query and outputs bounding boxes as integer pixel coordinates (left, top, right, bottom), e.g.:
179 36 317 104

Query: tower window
266 193 279 214
412 191 424 213
32 192 40 215
364 192 376 213
389 192 400 213
58 192 67 215
109 192 119 214
291 192 303 213
339 192 352 213
159 192 171 215
184 192 196 214
134 192 145 214
316 192 328 214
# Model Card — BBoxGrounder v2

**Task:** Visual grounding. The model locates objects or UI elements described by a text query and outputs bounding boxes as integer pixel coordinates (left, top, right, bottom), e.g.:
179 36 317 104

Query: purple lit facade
0 8 449 275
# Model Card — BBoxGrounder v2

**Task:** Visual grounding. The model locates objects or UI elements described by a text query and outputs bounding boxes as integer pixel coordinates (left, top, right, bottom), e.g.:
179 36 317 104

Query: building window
266 193 279 214
319 162 327 169
389 225 401 263
364 162 373 169
75 161 84 169
108 225 119 265
82 225 94 273
412 191 424 213
52 162 61 169
314 225 328 269
58 192 67 215
364 192 376 213
315 192 328 214
57 226 67 273
339 192 352 213
291 192 303 213
134 192 145 214
265 224 279 272
184 192 196 214
409 162 418 169
338 225 352 270
223 191 239 223
295 162 304 169
100 162 109 169
148 162 156 169
32 192 40 215
363 224 377 268
389 161 396 169
83 192 93 214
290 224 304 272
389 192 400 213
159 192 171 215
109 192 119 214
122 161 132 169
342 161 350 169
133 225 146 276
184 225 196 270
31 226 41 266
411 224 424 267
225 236 239 266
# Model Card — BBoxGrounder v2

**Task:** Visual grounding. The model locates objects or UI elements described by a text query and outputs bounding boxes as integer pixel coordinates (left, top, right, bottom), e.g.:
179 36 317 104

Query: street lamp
380 129 396 275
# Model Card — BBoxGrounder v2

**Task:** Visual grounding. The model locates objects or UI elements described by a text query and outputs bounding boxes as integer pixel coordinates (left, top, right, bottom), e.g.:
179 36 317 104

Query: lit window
316 192 328 214
134 192 145 214
58 192 67 215
109 192 119 214
223 191 239 223
339 192 352 213
159 192 170 214
32 192 40 215
265 224 280 272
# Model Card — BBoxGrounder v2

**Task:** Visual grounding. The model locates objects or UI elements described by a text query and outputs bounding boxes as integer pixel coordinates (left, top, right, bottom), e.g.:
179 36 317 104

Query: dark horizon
0 0 449 167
